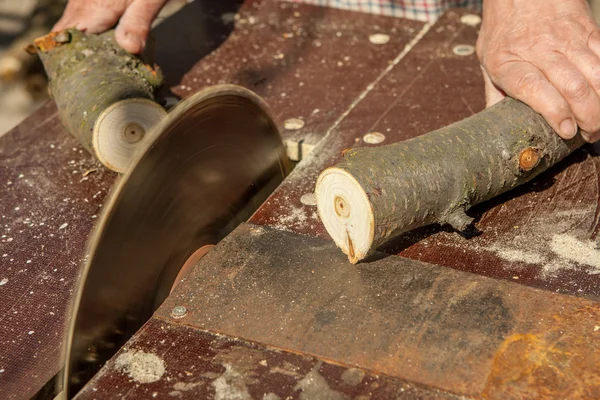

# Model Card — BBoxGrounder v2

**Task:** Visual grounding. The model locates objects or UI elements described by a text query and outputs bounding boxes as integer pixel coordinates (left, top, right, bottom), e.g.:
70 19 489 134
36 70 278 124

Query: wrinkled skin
54 0 600 142
478 0 600 142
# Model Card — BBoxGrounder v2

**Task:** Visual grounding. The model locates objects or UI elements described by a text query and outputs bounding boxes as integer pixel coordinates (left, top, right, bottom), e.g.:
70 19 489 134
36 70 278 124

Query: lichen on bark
30 29 164 154
316 98 585 263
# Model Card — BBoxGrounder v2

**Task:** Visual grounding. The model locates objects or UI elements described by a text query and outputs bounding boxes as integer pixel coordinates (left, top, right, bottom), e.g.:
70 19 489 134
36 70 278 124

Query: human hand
52 0 169 54
477 0 600 142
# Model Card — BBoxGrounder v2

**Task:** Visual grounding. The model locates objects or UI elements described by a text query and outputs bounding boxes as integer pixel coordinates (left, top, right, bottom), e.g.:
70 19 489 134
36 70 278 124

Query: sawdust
115 349 165 383
211 346 263 400
340 368 365 386
173 381 203 392
489 247 545 265
212 364 252 400
549 234 600 271
294 362 347 400
271 206 308 232
262 394 281 400
300 193 317 206
487 231 600 278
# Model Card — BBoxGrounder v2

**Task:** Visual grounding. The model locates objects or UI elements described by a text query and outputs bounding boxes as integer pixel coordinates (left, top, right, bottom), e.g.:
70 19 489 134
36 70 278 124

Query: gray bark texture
30 28 163 154
329 98 584 260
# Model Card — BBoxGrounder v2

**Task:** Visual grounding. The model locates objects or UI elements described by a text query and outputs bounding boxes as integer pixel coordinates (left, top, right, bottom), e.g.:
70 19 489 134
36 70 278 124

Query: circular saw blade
62 85 289 397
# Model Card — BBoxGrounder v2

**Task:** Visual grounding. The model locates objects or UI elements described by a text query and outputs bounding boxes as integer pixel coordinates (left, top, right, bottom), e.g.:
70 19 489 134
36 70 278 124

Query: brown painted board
156 223 600 399
0 3 427 398
163 0 425 150
248 9 600 301
75 317 461 400
0 101 116 399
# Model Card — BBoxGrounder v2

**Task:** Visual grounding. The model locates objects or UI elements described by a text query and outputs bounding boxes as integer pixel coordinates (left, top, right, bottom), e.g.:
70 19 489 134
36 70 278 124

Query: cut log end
316 167 374 264
93 98 167 173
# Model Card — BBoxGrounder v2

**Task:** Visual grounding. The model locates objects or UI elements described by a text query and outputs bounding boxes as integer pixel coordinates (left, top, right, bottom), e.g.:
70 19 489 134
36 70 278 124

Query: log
29 29 167 172
315 98 585 263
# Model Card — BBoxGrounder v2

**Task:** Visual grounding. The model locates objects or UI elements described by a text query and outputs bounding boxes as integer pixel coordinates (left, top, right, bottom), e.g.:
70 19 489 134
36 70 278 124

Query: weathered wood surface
161 0 424 156
0 2 427 398
316 97 584 263
75 317 461 399
2 1 599 398
0 102 115 399
154 223 600 398
248 8 600 300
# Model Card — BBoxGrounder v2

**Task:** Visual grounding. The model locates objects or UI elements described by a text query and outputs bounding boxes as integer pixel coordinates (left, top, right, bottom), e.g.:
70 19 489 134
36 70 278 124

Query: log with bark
29 29 167 172
315 98 585 263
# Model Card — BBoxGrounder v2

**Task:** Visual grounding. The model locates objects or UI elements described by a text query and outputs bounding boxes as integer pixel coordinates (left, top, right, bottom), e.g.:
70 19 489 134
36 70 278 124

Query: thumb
114 0 167 53
481 65 506 107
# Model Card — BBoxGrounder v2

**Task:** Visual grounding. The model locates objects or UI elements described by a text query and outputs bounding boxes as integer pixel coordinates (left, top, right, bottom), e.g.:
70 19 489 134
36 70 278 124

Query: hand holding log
315 98 585 263
29 29 167 172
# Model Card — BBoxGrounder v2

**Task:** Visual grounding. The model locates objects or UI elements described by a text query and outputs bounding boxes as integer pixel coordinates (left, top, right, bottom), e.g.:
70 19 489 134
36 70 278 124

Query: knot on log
519 147 542 172
316 98 586 263
30 28 166 172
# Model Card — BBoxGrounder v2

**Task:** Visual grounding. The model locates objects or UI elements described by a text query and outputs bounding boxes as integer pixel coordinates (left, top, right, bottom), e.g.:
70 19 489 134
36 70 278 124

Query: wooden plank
248 9 600 300
75 317 461 399
156 223 600 398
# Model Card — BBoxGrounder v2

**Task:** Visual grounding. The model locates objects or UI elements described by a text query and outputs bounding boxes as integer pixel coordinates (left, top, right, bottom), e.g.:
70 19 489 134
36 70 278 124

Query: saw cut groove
316 98 585 263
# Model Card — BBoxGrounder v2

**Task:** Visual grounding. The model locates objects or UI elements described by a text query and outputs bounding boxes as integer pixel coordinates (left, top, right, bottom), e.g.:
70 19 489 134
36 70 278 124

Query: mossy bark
30 29 164 154
317 98 585 263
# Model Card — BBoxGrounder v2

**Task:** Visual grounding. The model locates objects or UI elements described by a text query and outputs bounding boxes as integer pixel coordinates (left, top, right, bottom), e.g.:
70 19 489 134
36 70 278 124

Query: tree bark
315 98 585 263
30 28 166 172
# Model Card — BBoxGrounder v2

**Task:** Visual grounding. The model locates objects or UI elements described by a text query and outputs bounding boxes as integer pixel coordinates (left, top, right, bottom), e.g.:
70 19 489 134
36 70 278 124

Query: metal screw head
363 132 386 144
171 305 187 318
453 44 475 57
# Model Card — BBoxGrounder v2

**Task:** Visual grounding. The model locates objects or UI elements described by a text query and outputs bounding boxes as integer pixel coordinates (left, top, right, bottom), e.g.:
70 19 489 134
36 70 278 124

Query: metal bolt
284 118 305 130
369 33 390 45
453 45 475 57
171 305 187 319
460 14 481 26
363 132 386 144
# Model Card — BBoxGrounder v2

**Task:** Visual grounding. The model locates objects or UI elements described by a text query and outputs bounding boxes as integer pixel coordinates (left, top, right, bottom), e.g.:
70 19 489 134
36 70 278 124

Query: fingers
115 0 167 54
53 1 124 34
566 43 600 141
481 67 506 108
486 60 577 139
535 51 600 140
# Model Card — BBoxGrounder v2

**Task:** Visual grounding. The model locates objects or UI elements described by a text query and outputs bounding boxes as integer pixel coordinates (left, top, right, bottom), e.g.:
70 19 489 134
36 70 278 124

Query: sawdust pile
481 202 600 277
549 234 600 270
294 363 346 400
115 349 165 383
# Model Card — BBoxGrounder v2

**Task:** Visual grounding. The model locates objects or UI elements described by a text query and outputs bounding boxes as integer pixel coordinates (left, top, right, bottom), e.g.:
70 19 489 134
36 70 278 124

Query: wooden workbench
0 1 598 398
